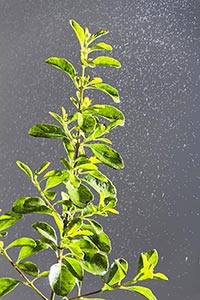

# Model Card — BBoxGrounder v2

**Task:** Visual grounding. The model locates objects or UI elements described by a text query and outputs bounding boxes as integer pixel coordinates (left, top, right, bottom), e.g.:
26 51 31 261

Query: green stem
2 250 48 300
69 288 102 300
50 290 55 300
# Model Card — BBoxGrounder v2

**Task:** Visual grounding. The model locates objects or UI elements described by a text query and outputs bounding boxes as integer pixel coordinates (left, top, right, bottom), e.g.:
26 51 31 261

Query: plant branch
69 288 102 300
2 249 49 300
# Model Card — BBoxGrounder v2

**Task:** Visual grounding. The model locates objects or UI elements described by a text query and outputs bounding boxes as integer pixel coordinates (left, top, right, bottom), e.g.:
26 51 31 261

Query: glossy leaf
60 157 71 170
64 218 82 236
12 197 52 215
86 170 108 182
87 104 124 126
82 252 108 276
37 270 50 278
0 231 7 237
0 278 20 297
121 286 156 300
17 239 49 262
32 222 57 245
75 163 97 171
44 190 57 201
69 174 81 188
16 160 33 180
88 77 103 85
69 239 98 256
88 29 109 44
85 124 106 142
87 219 103 234
49 263 76 296
46 57 76 81
70 19 85 47
87 232 111 254
17 261 39 277
49 111 64 126
153 272 168 281
36 161 51 175
107 258 128 285
138 249 158 274
80 115 96 133
0 211 22 231
83 174 116 197
29 123 66 139
45 171 69 190
87 144 124 169
63 138 74 160
93 56 121 68
90 42 112 52
87 83 120 103
66 182 94 208
6 237 36 250
63 256 84 281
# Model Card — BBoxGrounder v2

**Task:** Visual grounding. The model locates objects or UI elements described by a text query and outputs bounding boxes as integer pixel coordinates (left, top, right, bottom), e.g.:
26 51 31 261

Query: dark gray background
0 0 200 299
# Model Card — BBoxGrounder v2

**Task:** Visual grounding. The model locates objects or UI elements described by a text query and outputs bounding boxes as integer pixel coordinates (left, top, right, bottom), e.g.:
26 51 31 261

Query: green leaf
87 232 111 254
69 239 98 257
45 171 69 190
144 249 158 268
87 83 120 103
87 104 125 127
0 278 20 297
138 249 158 274
0 231 7 237
75 163 97 171
32 222 57 245
121 286 156 300
63 138 74 160
82 252 108 276
63 256 84 281
87 219 103 234
90 42 112 52
12 197 52 215
29 123 66 139
44 190 57 201
0 211 22 231
17 261 39 277
37 270 50 278
36 161 51 175
88 29 109 44
69 174 81 188
70 19 85 47
6 237 36 250
16 160 33 180
60 158 71 170
153 272 168 281
49 263 76 296
46 57 76 82
17 239 49 262
85 124 106 142
66 182 94 208
88 77 103 85
63 218 82 236
107 258 128 285
80 115 97 133
93 56 121 68
86 170 107 182
83 174 116 197
87 144 124 169
49 111 64 126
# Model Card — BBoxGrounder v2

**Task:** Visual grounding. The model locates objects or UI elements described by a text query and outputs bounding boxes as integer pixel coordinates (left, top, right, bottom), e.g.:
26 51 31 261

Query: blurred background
0 0 200 299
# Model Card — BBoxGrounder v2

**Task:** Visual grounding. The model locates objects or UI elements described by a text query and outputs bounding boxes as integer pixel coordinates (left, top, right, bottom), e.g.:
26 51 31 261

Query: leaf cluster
0 20 167 300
